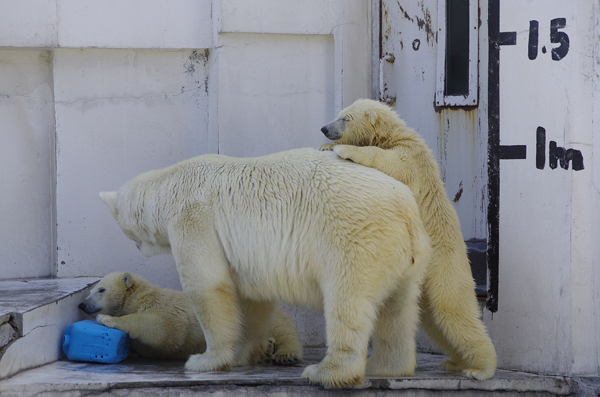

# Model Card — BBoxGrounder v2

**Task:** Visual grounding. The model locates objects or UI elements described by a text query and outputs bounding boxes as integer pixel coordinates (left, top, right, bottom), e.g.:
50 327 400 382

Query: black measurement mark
550 18 569 60
498 145 526 160
528 21 539 60
535 126 584 171
528 18 570 61
487 0 513 313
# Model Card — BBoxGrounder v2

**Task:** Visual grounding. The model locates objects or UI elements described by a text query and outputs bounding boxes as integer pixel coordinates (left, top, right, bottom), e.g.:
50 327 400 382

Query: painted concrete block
483 0 599 377
56 0 212 49
220 0 334 35
0 277 98 380
0 50 55 279
0 1 57 47
54 49 210 290
217 33 334 157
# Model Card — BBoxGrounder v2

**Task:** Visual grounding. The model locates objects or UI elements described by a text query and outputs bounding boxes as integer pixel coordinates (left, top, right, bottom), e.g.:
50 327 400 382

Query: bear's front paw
185 352 231 372
96 314 117 328
318 144 335 151
332 145 355 162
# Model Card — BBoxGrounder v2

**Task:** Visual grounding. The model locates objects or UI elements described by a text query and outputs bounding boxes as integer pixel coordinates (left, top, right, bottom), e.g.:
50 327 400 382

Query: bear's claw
96 314 116 328
273 352 301 366
318 143 335 151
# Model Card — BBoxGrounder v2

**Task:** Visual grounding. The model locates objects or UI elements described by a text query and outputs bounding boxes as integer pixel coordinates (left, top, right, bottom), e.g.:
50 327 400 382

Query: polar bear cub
320 99 497 380
79 271 302 363
100 148 431 388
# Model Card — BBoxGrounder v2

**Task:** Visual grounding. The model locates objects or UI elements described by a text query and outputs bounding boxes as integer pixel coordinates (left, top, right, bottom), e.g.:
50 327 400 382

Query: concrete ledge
0 277 99 379
0 349 588 396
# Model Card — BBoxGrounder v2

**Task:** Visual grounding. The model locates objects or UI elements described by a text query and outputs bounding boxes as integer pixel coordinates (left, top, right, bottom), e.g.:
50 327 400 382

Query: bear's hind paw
273 352 302 366
258 338 276 365
439 359 465 372
185 352 231 372
301 358 366 389
462 367 496 381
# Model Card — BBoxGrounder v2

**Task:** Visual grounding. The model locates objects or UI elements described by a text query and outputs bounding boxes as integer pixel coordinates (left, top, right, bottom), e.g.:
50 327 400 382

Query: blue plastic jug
62 320 130 363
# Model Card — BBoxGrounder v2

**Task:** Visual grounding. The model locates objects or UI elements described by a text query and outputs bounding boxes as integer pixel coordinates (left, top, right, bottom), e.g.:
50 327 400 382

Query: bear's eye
98 287 106 293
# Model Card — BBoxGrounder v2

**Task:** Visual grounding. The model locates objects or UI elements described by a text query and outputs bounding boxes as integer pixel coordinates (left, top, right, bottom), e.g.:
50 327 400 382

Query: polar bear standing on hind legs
320 99 497 381
100 148 431 389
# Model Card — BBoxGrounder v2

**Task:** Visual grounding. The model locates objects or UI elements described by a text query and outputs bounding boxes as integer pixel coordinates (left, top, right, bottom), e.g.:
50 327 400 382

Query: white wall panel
54 49 210 289
0 50 55 278
0 1 57 47
56 0 212 49
220 0 333 35
217 33 334 157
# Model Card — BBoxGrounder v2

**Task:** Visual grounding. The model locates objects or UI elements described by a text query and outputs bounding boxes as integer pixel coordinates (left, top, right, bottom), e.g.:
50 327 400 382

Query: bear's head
100 171 172 258
79 272 135 317
321 98 406 146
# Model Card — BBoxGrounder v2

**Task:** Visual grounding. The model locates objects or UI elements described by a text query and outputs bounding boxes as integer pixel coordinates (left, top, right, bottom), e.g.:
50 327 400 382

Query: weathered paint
484 0 600 377
380 0 487 243
0 0 372 349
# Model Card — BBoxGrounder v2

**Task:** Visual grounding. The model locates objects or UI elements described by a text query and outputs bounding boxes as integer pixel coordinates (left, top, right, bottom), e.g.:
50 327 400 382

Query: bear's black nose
321 126 328 135
78 302 86 311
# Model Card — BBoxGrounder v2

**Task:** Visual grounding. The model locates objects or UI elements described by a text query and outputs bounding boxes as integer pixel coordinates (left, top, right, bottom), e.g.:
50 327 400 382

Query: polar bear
100 148 431 388
79 271 303 364
320 99 497 381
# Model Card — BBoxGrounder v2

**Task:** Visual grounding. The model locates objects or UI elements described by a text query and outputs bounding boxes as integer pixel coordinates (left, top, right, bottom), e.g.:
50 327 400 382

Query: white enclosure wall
54 48 211 287
484 0 600 376
378 0 600 377
0 50 55 279
0 0 371 346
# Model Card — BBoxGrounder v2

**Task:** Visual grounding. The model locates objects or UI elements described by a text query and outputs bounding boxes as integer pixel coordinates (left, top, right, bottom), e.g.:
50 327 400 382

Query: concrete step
0 277 99 379
1 348 597 396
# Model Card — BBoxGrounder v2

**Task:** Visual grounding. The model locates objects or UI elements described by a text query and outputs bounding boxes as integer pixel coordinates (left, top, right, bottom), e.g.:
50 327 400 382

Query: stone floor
0 277 598 396
0 348 592 396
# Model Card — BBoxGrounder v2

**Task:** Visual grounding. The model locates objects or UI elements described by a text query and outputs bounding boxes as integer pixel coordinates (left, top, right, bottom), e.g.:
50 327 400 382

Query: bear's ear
100 191 119 219
121 272 134 289
365 109 378 126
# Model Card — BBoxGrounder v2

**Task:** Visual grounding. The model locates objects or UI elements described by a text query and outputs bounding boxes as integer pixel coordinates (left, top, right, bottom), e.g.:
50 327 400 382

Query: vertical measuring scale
487 0 584 315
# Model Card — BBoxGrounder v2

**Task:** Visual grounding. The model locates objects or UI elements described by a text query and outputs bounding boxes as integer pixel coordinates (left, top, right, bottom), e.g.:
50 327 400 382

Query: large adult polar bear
320 99 497 380
100 148 431 388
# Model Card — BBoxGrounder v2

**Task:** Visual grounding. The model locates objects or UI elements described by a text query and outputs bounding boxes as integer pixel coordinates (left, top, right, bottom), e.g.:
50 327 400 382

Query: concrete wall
0 50 55 279
0 0 371 346
482 0 600 377
379 0 600 377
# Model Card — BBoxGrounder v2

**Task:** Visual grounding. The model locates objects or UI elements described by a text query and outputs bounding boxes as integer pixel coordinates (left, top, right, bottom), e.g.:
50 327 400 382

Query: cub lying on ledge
79 271 302 364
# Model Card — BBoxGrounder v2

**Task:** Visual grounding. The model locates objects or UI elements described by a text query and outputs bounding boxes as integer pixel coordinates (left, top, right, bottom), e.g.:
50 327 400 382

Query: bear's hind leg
419 296 467 371
235 299 276 366
366 275 422 377
301 282 377 388
420 274 497 380
269 305 303 365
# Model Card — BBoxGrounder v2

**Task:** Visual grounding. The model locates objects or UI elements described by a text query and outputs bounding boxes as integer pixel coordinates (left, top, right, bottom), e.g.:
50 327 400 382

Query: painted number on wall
497 17 583 171
528 18 570 61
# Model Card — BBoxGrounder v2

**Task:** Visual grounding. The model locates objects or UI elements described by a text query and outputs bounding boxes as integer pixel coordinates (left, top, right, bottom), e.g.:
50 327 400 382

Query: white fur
101 148 431 388
80 271 303 364
320 99 497 380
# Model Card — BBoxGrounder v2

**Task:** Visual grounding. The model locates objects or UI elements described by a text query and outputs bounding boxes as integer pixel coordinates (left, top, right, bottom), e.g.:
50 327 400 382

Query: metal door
378 0 489 301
